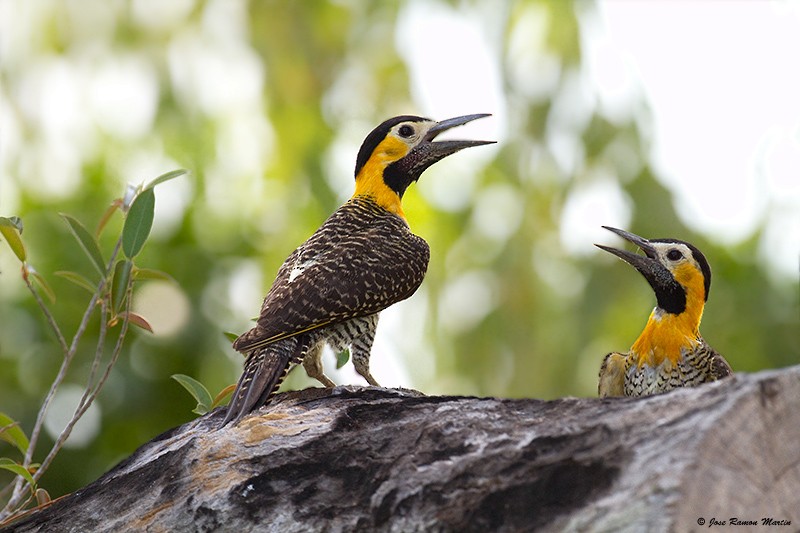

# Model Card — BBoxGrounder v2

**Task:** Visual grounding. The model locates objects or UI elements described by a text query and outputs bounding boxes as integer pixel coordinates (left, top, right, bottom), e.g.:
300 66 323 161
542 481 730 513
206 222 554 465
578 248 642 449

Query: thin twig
23 272 68 354
79 299 109 410
34 283 132 481
12 291 101 481
2 236 124 517
2 288 102 516
87 290 132 404
1 276 99 517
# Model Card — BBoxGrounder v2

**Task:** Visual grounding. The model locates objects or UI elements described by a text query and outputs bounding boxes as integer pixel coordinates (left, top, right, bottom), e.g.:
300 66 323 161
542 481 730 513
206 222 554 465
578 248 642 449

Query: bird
595 226 732 397
222 114 493 425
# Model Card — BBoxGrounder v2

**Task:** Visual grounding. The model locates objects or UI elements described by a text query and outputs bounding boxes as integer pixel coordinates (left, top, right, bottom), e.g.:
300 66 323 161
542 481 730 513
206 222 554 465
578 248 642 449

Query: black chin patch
653 276 687 314
651 238 712 301
382 158 415 199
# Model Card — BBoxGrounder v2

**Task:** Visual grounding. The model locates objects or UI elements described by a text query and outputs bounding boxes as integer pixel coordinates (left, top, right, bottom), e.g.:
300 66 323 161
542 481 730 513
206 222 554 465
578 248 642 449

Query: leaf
35 488 51 506
171 374 212 415
95 199 122 237
132 267 175 283
119 311 153 333
144 169 187 191
29 268 56 304
54 271 97 294
111 260 133 313
0 458 36 491
336 348 351 369
122 188 155 258
211 384 236 408
0 216 26 262
223 331 240 344
0 413 29 454
60 214 106 276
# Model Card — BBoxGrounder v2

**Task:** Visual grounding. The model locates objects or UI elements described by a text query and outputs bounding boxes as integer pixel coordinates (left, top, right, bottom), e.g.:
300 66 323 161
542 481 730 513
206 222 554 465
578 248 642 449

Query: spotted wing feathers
233 197 430 354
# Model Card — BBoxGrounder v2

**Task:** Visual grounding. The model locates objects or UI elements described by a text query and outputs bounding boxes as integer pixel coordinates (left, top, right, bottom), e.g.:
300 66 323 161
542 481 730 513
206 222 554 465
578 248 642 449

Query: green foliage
0 217 25 262
122 189 156 259
172 375 235 416
112 260 133 314
0 414 29 455
132 268 176 283
144 169 187 192
0 175 181 519
0 459 36 497
54 271 97 294
60 215 106 277
336 349 351 370
171 375 213 416
26 268 55 305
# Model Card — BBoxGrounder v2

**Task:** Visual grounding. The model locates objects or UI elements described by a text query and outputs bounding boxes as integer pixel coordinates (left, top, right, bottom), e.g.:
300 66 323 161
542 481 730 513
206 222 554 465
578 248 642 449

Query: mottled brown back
233 196 430 353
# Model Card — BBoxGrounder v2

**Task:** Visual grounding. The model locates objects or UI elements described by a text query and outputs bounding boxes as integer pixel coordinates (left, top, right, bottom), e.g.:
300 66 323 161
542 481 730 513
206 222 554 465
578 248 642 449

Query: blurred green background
1 1 797 499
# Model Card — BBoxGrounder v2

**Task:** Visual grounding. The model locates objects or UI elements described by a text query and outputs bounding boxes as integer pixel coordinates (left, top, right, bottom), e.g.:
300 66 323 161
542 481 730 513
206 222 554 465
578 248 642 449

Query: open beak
425 113 493 141
595 226 659 271
404 114 494 176
595 226 684 312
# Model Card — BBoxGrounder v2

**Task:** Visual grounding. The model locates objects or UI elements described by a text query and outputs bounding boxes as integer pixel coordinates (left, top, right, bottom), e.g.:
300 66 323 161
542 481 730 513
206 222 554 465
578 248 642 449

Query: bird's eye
398 124 415 138
667 249 683 261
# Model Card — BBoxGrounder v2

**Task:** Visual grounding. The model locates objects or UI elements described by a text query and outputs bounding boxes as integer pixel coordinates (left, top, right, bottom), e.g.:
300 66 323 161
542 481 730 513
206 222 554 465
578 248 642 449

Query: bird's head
595 226 711 315
353 114 493 216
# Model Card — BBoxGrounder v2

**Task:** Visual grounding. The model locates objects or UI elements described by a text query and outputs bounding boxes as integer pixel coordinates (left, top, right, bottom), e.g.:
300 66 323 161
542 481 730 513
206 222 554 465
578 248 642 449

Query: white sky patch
227 260 266 321
394 1 503 212
506 3 561 103
88 53 159 140
560 176 632 257
13 57 94 200
167 29 263 117
131 0 195 32
396 0 504 152
596 0 800 267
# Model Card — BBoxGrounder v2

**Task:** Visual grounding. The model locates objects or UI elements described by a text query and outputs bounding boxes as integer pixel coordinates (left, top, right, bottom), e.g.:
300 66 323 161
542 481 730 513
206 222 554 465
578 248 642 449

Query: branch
3 238 125 517
3 366 799 532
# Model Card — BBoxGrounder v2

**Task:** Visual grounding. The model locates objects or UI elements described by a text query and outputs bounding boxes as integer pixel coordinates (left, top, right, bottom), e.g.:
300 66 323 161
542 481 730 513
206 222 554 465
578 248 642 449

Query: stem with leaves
0 170 185 522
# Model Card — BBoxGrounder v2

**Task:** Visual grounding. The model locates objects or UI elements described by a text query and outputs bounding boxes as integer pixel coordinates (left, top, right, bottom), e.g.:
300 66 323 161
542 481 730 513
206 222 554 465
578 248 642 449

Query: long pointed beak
596 226 658 265
426 113 492 139
423 113 495 152
595 226 684 313
400 113 494 181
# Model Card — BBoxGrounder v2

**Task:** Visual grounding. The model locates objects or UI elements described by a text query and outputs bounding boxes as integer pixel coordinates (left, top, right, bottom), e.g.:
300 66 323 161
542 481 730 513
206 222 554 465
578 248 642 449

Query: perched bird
596 226 732 397
222 114 493 425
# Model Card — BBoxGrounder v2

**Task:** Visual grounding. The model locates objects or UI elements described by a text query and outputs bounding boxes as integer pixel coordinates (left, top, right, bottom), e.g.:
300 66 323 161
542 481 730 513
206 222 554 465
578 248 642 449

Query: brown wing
706 345 733 381
233 198 430 353
598 352 628 397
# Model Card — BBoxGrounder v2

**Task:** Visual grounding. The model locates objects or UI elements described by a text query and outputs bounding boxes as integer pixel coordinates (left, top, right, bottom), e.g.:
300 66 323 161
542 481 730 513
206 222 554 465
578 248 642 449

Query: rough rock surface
3 366 799 532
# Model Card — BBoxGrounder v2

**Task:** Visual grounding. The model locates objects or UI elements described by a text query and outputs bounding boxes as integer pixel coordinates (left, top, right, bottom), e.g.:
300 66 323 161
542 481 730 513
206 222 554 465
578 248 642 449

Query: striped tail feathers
221 337 305 427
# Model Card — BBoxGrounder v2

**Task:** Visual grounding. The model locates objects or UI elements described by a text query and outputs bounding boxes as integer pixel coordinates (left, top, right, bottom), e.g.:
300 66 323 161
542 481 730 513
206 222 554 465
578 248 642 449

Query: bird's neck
631 291 705 368
352 164 406 220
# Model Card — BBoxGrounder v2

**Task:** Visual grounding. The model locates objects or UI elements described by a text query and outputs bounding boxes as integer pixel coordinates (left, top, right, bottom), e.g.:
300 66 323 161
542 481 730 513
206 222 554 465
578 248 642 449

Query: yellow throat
351 136 410 220
630 262 707 367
